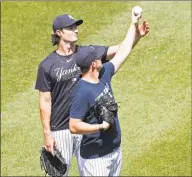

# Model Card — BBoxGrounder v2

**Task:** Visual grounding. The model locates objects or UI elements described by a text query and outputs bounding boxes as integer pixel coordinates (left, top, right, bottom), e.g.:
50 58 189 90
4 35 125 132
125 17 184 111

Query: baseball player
35 13 148 176
69 9 149 176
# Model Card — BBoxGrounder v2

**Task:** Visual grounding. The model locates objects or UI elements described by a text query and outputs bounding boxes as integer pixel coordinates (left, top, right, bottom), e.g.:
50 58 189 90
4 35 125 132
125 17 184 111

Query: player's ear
92 61 96 68
55 29 62 36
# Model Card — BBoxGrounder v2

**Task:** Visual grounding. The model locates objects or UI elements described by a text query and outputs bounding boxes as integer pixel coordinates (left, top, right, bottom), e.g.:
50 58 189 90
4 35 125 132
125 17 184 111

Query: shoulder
103 62 115 71
72 80 92 104
99 62 115 77
76 45 92 52
38 51 56 68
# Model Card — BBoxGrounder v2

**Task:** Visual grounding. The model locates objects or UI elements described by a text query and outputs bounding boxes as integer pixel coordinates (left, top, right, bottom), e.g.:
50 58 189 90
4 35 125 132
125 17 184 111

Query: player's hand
102 121 111 131
137 20 149 37
44 133 56 155
131 9 142 25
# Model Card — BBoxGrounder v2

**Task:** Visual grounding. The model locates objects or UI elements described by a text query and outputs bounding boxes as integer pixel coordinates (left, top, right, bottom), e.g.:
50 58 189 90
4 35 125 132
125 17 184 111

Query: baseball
132 6 143 16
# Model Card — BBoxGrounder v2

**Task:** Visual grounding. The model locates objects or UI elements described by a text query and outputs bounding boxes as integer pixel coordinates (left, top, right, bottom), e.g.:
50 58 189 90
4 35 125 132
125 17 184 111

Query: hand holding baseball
131 6 149 37
133 6 143 16
131 6 142 25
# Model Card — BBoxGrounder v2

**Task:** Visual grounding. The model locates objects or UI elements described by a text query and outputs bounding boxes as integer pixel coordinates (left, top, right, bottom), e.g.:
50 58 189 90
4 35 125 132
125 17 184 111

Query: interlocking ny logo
68 15 74 19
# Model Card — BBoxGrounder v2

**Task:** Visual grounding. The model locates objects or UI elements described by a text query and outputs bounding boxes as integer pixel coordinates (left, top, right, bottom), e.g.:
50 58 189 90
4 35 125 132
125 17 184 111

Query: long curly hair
51 33 61 46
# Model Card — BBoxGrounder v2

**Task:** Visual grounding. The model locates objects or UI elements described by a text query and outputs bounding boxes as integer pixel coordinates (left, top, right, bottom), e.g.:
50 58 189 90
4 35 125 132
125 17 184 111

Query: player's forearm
40 98 52 135
40 106 51 135
70 119 101 134
118 27 141 54
132 31 141 48
106 28 141 61
132 32 140 48
117 23 137 59
39 92 52 134
111 23 137 72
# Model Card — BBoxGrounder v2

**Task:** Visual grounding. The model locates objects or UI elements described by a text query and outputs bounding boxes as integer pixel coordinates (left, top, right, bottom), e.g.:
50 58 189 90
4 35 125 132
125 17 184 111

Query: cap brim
65 19 83 27
75 19 83 26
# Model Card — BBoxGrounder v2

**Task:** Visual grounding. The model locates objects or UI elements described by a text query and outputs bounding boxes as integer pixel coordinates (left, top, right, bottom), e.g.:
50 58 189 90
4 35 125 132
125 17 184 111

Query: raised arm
110 9 149 73
106 13 149 61
39 91 56 155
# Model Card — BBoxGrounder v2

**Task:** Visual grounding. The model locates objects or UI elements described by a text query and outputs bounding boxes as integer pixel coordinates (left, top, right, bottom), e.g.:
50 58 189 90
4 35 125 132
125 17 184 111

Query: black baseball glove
40 146 68 177
94 101 118 124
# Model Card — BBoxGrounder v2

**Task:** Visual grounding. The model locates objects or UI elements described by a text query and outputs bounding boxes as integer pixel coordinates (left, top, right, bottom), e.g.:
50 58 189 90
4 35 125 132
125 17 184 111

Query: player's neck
56 42 76 56
81 71 100 84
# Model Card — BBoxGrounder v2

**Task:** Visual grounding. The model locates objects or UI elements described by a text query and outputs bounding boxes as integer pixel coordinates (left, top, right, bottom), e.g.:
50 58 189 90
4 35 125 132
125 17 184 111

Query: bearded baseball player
69 9 149 176
35 11 149 176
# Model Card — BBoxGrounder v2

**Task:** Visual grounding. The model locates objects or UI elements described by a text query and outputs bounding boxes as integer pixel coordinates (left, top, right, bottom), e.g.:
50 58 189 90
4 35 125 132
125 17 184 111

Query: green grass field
1 1 191 176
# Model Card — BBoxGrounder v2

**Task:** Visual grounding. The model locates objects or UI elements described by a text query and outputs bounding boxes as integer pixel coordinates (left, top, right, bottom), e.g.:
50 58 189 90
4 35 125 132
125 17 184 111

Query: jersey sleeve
89 44 109 63
35 62 52 92
70 90 90 120
99 62 115 82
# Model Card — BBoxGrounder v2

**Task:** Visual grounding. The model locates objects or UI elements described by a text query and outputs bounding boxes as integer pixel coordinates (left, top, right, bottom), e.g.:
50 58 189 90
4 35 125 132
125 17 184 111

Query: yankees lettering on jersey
54 64 81 82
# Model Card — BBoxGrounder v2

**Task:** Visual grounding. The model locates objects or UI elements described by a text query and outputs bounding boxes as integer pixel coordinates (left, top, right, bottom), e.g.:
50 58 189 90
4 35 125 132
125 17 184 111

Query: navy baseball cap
76 46 106 71
53 14 83 32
